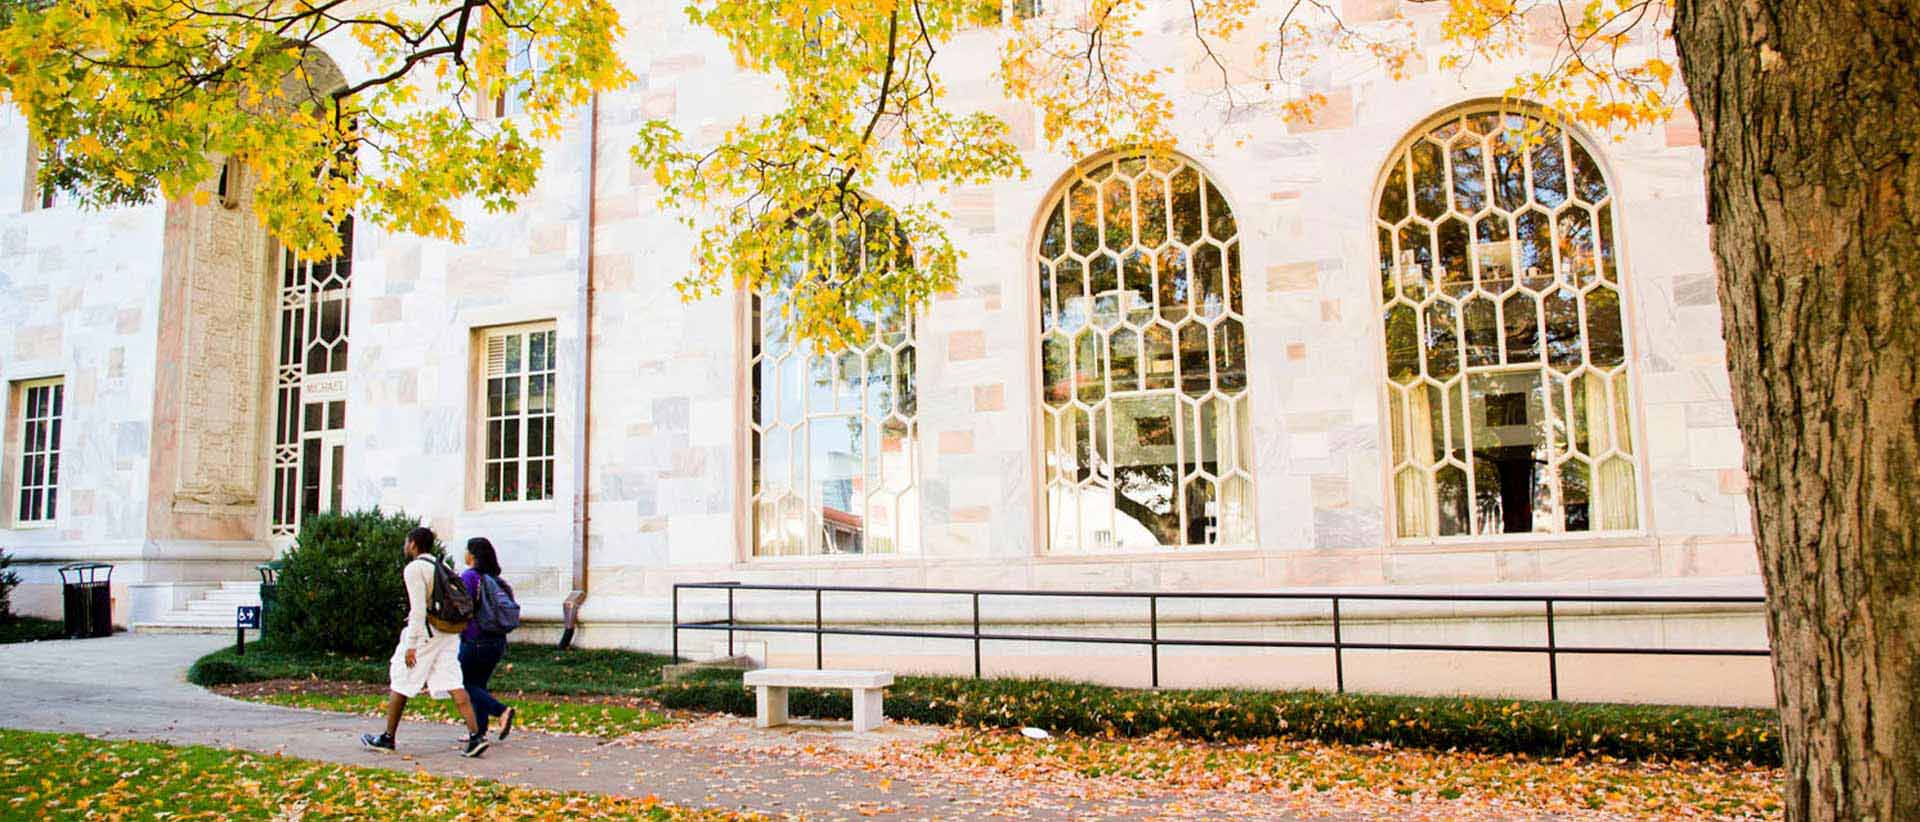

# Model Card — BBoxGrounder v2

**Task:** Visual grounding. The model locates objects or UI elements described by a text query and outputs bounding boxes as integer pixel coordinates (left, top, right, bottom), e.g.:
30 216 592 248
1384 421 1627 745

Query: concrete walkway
0 634 1301 820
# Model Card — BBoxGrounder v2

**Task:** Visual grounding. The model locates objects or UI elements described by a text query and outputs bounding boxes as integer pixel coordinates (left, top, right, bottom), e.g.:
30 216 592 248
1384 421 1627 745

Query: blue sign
236 606 261 629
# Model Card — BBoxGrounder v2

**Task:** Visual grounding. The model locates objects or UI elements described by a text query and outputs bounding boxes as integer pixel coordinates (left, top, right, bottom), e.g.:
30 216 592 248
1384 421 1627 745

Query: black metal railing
671 582 1770 700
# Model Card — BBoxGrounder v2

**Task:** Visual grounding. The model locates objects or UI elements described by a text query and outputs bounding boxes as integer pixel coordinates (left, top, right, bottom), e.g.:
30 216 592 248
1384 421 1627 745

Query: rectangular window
479 324 557 504
14 378 64 526
481 35 538 119
1008 0 1045 19
22 141 70 212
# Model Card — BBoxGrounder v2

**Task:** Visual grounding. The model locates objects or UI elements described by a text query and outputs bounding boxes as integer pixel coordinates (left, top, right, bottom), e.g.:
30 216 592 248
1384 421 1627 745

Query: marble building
0 1 1765 703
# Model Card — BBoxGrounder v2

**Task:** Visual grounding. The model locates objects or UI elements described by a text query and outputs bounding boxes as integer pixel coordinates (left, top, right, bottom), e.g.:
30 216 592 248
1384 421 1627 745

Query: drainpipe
560 92 599 649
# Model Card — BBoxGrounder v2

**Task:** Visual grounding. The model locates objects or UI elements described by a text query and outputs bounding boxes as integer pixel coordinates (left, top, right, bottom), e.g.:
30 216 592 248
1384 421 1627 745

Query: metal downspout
560 93 598 649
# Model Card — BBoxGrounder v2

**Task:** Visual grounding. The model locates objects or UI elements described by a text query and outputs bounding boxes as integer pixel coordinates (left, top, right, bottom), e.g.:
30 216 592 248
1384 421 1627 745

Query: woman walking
459 537 518 739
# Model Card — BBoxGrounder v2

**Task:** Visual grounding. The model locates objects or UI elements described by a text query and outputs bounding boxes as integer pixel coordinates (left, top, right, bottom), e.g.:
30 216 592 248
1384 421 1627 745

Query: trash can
58 563 113 639
256 561 282 637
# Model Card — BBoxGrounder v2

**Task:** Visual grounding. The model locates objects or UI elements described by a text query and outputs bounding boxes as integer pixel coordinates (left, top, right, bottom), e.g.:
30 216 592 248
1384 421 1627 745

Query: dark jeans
459 635 508 733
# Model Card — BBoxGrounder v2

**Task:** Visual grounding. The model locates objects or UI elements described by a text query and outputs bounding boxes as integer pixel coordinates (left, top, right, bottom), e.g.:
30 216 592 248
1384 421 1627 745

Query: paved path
0 635 1302 820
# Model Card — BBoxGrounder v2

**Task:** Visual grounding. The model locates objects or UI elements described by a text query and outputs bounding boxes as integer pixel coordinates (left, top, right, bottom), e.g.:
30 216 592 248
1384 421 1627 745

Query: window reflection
1039 154 1256 552
1378 106 1639 538
749 210 918 557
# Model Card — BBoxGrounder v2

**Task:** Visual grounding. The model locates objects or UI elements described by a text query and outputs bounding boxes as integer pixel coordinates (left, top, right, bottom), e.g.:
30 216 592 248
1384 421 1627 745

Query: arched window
749 211 918 557
1376 104 1639 538
262 44 356 538
1035 153 1255 552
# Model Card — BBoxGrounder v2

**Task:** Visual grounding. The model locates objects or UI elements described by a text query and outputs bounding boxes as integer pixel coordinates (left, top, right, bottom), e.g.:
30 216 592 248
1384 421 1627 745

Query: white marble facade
0 1 1755 667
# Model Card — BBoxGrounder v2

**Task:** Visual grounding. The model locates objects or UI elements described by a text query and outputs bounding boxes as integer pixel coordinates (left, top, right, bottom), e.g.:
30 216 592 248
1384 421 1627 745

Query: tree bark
1672 2 1920 819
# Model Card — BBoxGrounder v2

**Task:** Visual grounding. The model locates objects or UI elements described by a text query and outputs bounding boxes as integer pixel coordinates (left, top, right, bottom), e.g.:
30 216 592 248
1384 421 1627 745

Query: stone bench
743 668 894 732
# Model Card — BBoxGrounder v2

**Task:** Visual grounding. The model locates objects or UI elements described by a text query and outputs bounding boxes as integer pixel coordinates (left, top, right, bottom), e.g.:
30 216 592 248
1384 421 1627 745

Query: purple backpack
474 574 520 635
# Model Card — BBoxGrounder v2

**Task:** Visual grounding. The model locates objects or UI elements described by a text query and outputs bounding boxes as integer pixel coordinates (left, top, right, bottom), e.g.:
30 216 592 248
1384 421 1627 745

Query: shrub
0 548 19 621
266 509 438 655
186 642 678 696
642 670 1781 766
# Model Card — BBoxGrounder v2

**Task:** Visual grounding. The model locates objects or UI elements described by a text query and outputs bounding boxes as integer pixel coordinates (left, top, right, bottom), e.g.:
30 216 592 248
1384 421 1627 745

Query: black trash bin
256 561 282 637
58 563 114 639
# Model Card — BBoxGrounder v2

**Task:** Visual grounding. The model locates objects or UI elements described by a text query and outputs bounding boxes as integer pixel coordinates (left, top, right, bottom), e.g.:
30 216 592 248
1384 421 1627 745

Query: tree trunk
1672 2 1920 819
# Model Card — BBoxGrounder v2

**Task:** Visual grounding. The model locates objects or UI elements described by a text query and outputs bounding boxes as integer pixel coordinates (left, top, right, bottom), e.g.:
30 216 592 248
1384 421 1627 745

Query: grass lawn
191 641 676 695
244 691 671 738
0 728 732 819
0 617 66 645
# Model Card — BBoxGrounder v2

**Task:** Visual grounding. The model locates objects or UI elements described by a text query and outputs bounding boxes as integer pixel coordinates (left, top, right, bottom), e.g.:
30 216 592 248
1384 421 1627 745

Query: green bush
187 642 678 696
643 670 1781 765
0 548 20 621
0 617 63 645
266 509 438 656
186 643 389 686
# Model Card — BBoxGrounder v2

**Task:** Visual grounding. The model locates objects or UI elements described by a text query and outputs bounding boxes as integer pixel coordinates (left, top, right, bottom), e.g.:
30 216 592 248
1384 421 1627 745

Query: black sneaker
462 732 491 758
497 706 516 741
360 733 396 753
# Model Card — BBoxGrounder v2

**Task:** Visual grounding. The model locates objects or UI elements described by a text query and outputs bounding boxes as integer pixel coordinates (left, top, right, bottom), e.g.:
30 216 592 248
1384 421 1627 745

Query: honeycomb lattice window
1376 105 1640 539
749 212 919 557
1035 153 1256 552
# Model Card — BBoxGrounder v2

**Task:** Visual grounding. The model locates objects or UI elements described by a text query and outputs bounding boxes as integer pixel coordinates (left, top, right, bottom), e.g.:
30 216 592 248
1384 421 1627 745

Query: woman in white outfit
359 526 490 757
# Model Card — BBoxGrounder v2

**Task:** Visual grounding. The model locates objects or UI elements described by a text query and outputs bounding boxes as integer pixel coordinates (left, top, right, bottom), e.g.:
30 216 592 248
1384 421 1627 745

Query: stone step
183 605 258 618
131 622 259 636
189 593 261 606
133 579 268 635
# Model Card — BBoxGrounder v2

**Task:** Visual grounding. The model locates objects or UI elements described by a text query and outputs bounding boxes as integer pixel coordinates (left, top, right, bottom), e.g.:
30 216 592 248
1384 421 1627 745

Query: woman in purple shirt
459 538 515 739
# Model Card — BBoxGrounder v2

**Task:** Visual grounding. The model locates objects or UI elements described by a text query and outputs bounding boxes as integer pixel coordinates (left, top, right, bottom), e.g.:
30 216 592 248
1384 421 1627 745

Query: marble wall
0 2 1756 638
0 107 170 621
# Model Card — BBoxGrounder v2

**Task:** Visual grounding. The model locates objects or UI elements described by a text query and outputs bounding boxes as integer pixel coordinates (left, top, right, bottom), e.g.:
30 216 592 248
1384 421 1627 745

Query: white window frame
1371 102 1649 543
13 377 65 528
476 322 559 507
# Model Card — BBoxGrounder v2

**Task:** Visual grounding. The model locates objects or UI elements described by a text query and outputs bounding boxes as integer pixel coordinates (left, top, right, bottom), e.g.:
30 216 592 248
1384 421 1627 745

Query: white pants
388 630 464 699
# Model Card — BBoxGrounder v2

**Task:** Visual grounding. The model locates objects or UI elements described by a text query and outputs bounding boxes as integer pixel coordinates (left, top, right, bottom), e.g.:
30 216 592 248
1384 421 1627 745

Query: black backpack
417 556 474 635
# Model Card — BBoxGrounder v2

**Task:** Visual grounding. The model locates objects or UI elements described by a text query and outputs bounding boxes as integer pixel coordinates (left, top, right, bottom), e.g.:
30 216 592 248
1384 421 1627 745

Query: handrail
671 581 1769 699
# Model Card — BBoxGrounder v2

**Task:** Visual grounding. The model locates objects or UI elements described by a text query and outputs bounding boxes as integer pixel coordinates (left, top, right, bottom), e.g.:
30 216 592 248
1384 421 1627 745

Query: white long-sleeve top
400 557 436 652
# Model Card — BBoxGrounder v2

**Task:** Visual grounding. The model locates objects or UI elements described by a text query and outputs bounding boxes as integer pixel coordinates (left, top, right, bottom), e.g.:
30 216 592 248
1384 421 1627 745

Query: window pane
1110 396 1179 547
1467 372 1552 534
329 445 344 513
811 417 864 554
301 439 322 521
